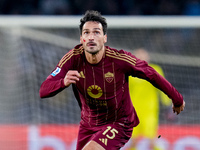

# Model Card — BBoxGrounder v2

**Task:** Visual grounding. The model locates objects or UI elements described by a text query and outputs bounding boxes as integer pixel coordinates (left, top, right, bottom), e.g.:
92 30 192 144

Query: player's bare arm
64 70 80 87
172 101 185 115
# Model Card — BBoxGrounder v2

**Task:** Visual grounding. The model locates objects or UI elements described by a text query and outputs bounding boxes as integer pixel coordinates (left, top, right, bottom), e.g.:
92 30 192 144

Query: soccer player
127 48 173 150
39 10 185 150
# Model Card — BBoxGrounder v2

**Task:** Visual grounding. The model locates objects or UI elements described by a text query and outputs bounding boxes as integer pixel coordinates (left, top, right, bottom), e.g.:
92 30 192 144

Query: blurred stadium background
0 0 200 150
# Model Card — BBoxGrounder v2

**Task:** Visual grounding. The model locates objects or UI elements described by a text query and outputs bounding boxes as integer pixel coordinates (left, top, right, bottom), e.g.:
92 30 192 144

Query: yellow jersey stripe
58 46 83 67
58 47 83 68
106 48 136 61
106 49 136 66
106 53 136 66
58 50 73 67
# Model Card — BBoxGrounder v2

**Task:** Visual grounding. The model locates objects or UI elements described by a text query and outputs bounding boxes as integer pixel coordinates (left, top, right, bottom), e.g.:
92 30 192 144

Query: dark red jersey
40 44 183 128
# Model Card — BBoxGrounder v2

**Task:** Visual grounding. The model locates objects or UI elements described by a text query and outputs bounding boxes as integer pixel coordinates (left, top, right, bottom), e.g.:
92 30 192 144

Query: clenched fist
64 70 80 87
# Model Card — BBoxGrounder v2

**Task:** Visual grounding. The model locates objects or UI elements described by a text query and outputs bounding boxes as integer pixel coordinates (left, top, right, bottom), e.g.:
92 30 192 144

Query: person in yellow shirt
127 48 172 150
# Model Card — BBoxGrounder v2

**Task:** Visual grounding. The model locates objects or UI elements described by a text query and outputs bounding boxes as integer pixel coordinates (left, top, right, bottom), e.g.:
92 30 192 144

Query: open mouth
87 42 96 47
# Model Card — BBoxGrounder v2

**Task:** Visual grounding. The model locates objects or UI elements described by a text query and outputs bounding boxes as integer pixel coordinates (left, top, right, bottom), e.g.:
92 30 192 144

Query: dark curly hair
79 10 107 35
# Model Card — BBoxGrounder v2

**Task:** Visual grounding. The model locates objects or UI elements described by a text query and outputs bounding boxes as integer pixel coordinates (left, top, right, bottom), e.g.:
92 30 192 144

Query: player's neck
85 47 105 64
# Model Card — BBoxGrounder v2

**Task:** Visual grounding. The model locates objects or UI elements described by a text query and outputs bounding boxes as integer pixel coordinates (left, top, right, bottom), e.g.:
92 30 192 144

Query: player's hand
172 101 185 115
64 70 80 87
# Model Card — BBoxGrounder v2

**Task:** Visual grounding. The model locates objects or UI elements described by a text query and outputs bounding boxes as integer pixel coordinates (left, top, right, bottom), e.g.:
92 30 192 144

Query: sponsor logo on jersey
51 67 61 76
87 85 103 98
86 99 107 107
104 72 114 83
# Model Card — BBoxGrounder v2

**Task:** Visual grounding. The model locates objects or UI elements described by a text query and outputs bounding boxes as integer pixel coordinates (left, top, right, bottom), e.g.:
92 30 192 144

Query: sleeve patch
51 67 61 76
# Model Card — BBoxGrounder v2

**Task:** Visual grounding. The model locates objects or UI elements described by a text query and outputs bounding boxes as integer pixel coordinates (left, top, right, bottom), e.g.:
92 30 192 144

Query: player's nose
88 33 94 40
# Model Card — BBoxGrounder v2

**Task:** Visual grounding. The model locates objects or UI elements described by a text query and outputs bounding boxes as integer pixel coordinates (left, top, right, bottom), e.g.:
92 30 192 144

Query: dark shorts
76 123 133 150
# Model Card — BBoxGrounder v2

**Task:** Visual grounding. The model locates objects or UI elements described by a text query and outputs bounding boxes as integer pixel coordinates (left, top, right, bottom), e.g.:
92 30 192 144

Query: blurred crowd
0 0 200 16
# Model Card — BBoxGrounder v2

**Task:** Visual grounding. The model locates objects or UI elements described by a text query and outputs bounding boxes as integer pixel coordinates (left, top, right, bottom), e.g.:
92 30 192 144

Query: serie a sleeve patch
51 67 61 76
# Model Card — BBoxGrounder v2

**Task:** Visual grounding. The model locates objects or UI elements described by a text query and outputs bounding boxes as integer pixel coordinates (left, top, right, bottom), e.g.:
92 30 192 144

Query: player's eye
94 31 100 34
84 31 89 35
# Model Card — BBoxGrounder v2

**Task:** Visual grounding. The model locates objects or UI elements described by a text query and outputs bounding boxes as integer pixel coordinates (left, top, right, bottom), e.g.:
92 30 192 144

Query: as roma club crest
104 72 114 83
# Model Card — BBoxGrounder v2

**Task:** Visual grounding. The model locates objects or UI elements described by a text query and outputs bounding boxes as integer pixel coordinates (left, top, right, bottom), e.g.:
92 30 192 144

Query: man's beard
86 49 99 55
86 46 102 55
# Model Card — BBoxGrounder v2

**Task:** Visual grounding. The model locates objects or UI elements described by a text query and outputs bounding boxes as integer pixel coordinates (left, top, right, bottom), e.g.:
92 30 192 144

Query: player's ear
104 34 107 43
